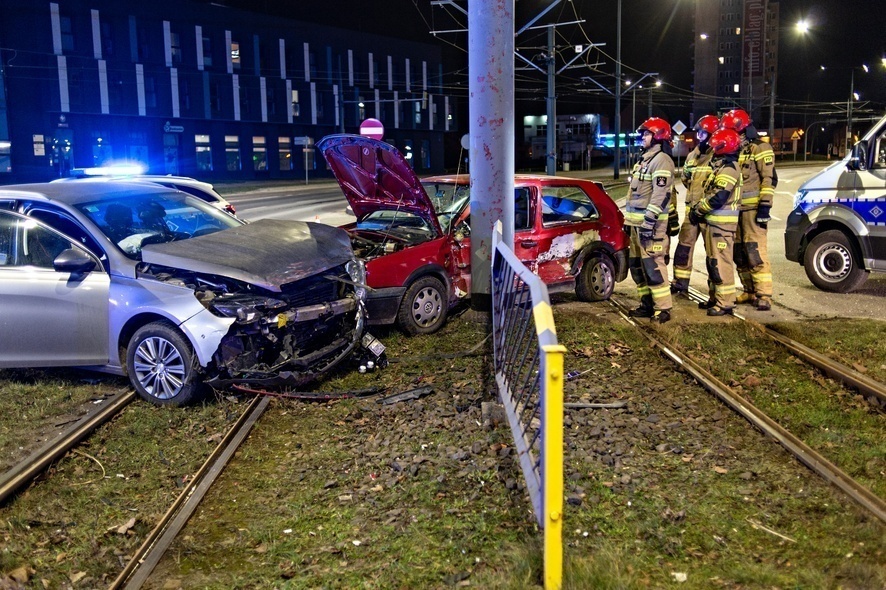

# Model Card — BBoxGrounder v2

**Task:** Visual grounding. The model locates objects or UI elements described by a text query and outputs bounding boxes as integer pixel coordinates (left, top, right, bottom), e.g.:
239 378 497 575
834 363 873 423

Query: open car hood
317 134 441 233
141 219 354 292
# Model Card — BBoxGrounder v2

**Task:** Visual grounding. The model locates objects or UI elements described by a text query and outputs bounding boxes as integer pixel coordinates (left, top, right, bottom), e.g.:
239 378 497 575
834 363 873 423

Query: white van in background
785 114 886 292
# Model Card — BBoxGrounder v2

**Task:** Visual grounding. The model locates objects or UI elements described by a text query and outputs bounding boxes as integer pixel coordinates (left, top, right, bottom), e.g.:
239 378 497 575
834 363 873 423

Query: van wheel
126 322 206 406
397 276 447 335
803 230 868 293
575 253 615 302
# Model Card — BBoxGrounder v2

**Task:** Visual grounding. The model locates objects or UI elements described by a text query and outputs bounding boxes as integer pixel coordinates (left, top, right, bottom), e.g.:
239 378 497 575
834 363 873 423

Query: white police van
785 114 886 292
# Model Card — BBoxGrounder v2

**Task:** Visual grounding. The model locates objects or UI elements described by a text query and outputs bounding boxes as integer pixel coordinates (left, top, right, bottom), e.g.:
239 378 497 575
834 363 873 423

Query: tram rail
610 296 886 525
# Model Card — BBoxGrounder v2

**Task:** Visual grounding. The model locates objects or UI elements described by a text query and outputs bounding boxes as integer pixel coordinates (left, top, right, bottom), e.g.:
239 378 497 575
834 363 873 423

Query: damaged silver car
0 182 374 405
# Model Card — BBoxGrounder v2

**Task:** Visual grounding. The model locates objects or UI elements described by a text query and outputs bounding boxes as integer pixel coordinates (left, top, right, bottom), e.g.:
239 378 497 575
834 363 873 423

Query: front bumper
784 206 811 264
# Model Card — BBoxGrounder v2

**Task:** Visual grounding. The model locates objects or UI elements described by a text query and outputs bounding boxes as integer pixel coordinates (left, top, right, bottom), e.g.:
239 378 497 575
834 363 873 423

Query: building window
267 87 276 116
278 136 291 171
180 78 191 112
252 137 267 171
402 140 414 168
195 134 212 171
210 81 221 113
357 96 366 121
309 50 317 80
92 133 112 167
421 140 430 170
170 31 182 64
100 21 114 58
291 90 300 117
414 100 422 126
145 76 157 109
60 15 74 53
202 35 213 68
225 135 241 171
231 41 241 70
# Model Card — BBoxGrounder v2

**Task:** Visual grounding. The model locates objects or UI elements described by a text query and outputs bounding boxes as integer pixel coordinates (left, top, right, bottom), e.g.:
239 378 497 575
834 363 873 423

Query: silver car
0 182 369 405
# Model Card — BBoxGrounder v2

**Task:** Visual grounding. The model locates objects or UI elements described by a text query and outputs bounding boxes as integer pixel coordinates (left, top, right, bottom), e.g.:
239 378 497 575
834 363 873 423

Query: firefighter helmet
709 128 741 155
694 114 720 135
720 109 751 132
637 117 672 141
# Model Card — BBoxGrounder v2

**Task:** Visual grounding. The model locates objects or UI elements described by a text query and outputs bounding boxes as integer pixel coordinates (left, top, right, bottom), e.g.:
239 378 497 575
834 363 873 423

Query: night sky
225 0 884 126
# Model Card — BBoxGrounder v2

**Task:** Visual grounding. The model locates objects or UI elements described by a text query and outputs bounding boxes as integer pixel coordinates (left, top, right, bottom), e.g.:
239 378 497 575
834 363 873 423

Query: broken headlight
346 258 368 301
210 296 287 323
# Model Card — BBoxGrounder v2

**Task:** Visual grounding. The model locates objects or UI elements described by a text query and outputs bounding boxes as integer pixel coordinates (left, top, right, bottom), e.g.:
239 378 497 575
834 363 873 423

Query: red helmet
720 109 751 132
694 114 720 135
637 117 672 141
709 128 741 155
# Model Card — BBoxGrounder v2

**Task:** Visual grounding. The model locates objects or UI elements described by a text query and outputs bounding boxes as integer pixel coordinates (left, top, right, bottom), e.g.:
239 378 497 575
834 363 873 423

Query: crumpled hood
317 134 441 233
141 219 354 292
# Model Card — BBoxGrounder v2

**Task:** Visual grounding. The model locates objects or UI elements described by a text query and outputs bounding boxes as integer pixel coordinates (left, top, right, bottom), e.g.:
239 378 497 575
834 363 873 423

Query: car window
26 206 104 258
540 186 599 224
0 211 81 268
515 188 531 230
75 192 242 259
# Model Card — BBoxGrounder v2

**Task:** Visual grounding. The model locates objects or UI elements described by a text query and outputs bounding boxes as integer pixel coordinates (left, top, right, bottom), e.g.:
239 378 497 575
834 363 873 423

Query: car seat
104 204 134 243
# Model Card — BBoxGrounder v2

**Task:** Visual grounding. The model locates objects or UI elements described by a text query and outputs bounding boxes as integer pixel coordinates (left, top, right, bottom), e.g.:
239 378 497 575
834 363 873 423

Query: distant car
53 171 237 216
318 134 629 335
0 181 371 405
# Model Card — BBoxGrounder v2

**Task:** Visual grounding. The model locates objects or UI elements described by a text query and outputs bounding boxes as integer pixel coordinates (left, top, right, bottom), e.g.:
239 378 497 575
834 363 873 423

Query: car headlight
793 189 808 210
346 258 368 301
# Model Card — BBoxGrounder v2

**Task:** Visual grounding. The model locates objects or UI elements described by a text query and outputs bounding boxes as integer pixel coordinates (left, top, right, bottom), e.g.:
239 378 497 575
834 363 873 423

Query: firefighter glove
755 204 771 227
667 210 681 236
688 207 704 226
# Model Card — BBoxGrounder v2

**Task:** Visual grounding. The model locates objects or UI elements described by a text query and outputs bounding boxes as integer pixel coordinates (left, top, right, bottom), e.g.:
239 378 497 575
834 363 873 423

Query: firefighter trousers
702 223 737 309
734 210 772 299
629 223 673 311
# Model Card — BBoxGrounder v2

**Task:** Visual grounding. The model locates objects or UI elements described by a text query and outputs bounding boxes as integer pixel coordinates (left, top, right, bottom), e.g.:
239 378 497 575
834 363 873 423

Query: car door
532 184 603 285
0 210 110 367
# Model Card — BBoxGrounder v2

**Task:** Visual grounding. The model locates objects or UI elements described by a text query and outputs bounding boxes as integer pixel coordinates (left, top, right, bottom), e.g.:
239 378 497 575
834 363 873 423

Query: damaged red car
318 134 629 335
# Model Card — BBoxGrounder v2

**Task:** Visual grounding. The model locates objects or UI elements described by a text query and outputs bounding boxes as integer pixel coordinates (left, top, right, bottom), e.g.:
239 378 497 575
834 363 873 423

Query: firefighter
720 109 776 311
671 114 719 294
624 117 676 324
688 128 743 314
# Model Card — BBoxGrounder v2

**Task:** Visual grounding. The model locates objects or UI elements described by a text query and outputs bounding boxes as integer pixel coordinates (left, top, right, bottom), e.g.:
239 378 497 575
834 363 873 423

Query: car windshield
421 181 470 233
75 191 243 259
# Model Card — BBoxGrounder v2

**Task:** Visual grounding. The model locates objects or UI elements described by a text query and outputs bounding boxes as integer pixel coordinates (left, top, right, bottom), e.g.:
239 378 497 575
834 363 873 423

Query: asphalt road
224 163 885 322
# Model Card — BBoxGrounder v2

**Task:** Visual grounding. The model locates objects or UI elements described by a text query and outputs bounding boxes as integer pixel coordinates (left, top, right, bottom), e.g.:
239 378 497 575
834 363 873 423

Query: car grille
280 263 349 307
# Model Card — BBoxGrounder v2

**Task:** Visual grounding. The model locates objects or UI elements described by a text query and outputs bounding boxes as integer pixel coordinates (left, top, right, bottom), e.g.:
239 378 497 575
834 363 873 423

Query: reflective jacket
682 143 714 208
738 137 775 211
625 144 675 227
694 154 742 227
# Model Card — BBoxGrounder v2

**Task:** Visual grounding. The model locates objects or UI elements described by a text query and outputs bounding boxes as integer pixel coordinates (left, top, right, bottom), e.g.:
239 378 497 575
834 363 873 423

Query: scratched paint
536 229 602 264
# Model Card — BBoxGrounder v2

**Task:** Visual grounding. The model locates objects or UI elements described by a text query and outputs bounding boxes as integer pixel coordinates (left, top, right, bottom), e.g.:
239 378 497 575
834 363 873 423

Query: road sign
672 120 687 135
359 118 385 141
293 136 314 146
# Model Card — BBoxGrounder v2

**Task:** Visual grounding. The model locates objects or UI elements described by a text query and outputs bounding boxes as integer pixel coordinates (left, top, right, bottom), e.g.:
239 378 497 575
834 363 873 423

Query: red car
318 135 629 334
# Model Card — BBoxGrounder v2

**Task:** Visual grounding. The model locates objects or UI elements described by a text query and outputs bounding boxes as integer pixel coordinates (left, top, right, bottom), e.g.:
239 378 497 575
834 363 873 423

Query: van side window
873 133 886 169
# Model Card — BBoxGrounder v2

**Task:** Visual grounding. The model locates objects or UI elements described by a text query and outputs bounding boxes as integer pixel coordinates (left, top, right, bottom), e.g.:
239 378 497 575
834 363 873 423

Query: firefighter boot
629 295 655 318
652 309 671 324
755 296 772 311
735 291 757 305
670 279 689 295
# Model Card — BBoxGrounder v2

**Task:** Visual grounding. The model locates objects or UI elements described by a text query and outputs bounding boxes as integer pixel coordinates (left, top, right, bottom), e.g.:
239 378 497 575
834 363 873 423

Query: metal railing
491 222 564 590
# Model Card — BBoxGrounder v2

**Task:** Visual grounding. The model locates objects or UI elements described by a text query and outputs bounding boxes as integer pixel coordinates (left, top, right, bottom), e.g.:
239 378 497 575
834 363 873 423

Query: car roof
0 181 180 206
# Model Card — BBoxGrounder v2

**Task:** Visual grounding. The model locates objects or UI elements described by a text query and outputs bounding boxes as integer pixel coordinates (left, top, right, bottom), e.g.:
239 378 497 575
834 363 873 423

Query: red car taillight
225 204 236 215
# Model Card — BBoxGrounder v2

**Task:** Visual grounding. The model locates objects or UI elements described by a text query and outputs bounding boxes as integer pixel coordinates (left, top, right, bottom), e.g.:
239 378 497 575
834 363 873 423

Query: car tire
397 276 448 335
126 321 205 406
575 253 615 302
803 230 868 293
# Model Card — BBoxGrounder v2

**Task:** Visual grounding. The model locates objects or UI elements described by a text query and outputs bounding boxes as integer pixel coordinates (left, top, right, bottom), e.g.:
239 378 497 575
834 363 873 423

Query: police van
785 113 886 292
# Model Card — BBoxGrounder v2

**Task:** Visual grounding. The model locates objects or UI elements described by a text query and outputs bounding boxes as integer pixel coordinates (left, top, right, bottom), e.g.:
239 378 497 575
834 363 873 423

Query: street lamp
821 63 870 152
802 121 830 162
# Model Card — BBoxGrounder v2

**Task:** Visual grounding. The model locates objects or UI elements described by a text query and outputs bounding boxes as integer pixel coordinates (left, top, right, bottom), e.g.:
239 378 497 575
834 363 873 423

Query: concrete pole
468 0 515 312
613 0 622 179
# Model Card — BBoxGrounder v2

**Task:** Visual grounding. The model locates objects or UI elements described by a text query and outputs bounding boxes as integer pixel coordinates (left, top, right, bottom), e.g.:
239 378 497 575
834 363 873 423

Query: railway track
0 388 135 505
110 394 270 590
609 295 886 525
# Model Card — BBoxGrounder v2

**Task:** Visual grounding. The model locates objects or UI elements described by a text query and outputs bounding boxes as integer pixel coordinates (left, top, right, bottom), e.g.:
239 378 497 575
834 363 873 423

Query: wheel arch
799 219 868 272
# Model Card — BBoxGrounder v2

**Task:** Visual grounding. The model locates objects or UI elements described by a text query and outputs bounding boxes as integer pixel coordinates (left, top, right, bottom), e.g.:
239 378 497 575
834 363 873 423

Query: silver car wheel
132 336 187 400
412 286 443 327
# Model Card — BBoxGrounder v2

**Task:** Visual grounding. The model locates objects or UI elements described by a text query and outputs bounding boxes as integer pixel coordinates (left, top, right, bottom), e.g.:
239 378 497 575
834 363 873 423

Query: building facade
692 0 779 127
0 0 457 182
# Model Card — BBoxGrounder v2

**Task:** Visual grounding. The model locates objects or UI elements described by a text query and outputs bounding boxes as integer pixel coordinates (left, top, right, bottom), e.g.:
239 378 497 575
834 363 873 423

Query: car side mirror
847 141 868 171
53 248 97 274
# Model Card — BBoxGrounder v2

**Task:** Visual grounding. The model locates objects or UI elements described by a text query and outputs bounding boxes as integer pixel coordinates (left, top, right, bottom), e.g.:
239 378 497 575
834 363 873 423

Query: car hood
317 134 441 233
141 219 354 292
